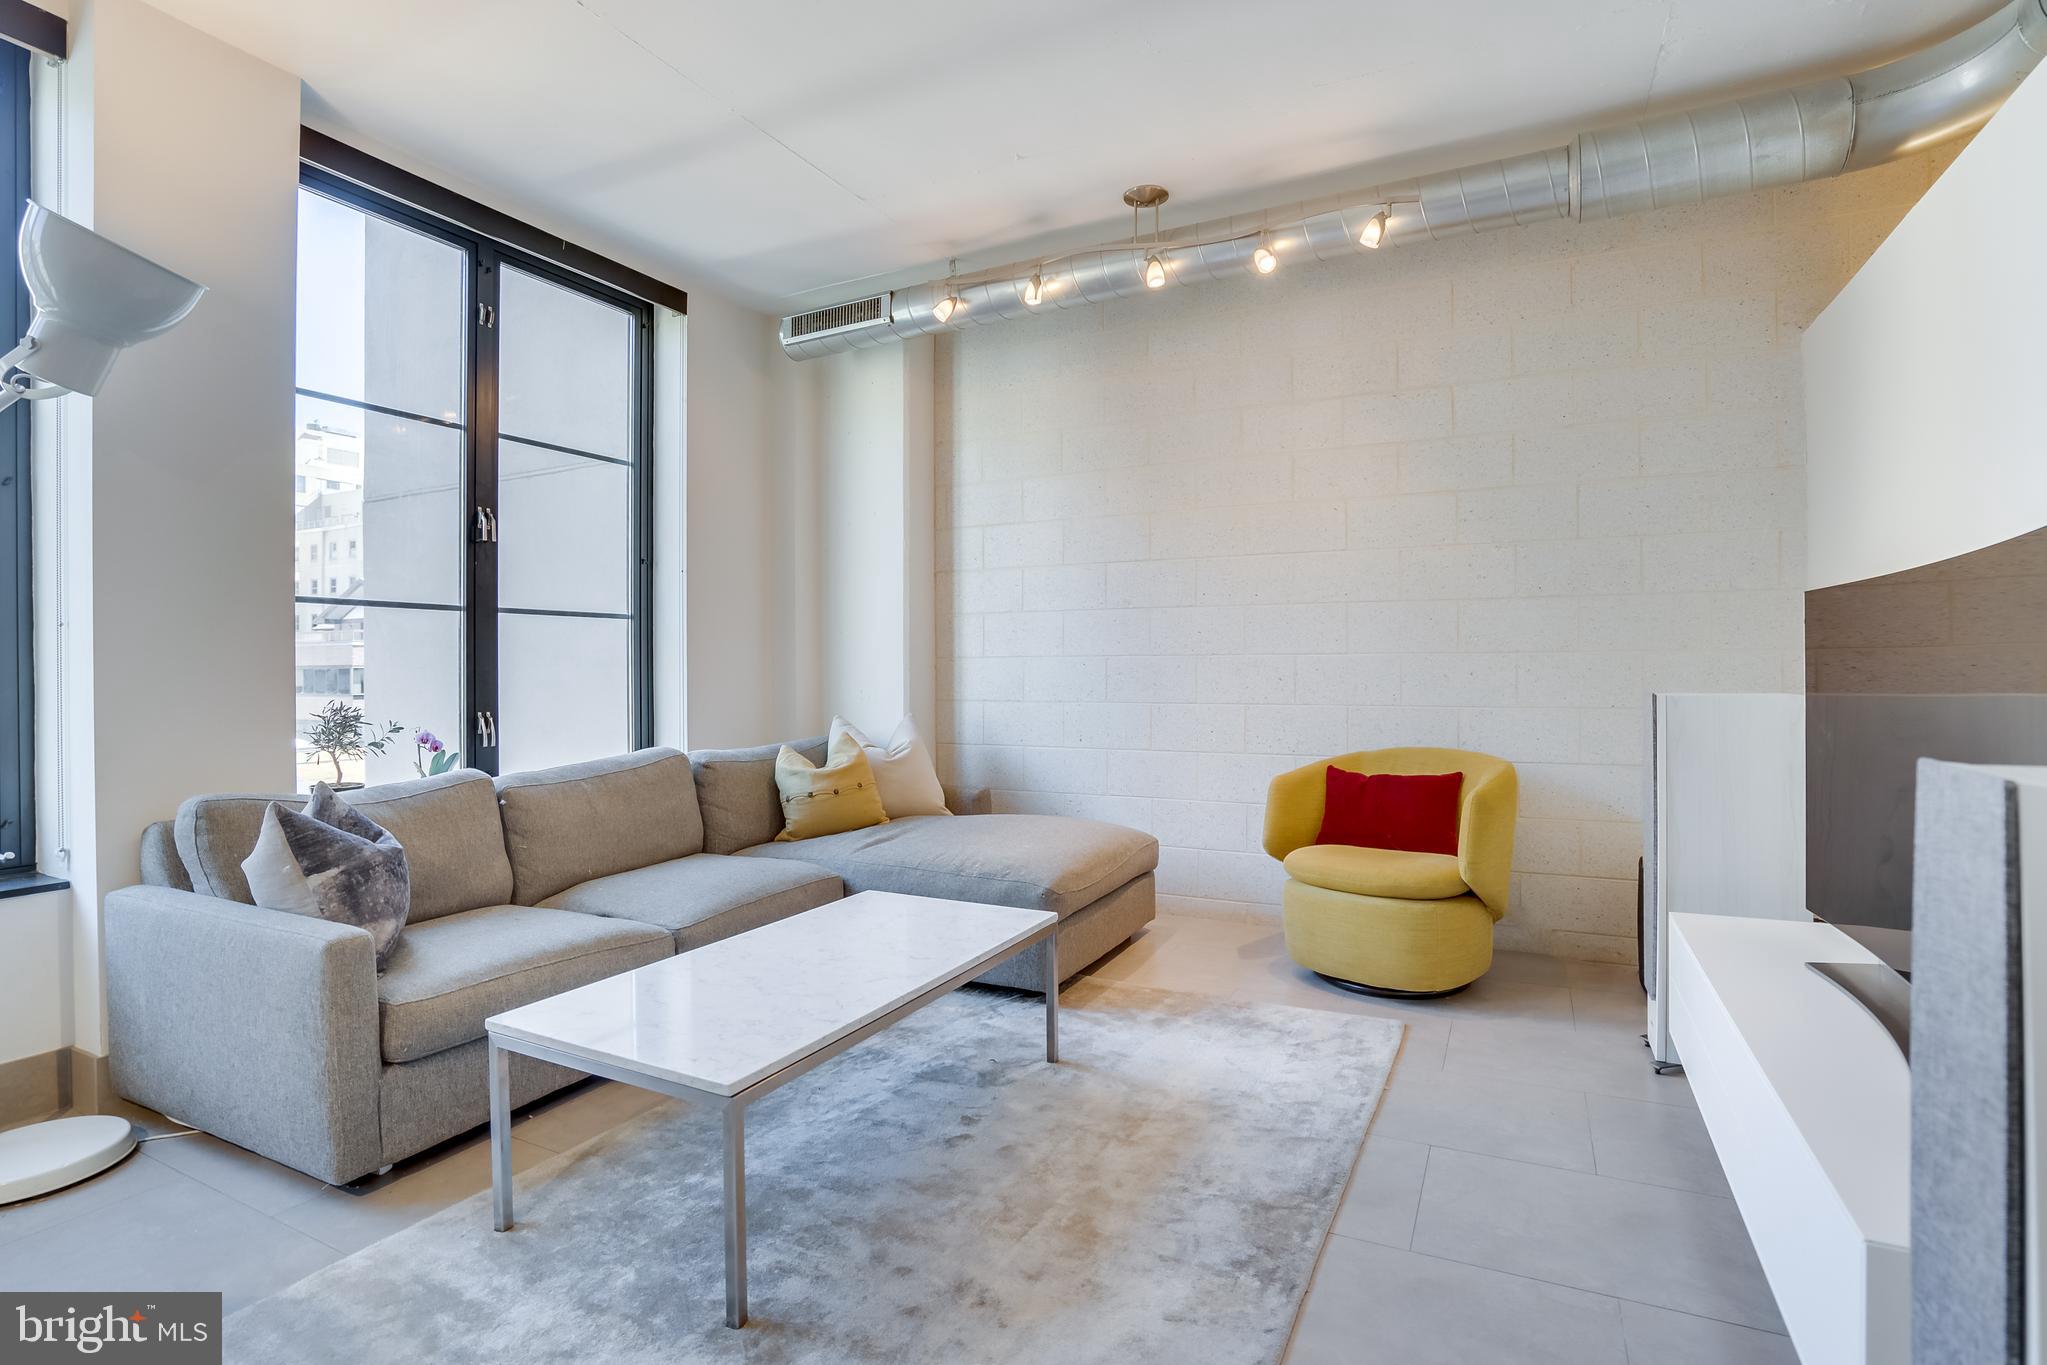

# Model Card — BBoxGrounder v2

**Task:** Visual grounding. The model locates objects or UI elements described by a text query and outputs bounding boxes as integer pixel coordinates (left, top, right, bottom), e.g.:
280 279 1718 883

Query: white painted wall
0 889 67 1065
650 306 685 745
678 287 814 748
1803 65 2047 591
30 0 300 1056
934 153 1946 962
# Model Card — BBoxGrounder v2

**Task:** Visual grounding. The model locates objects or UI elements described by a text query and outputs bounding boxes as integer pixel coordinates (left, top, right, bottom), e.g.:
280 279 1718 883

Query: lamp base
0 1115 139 1205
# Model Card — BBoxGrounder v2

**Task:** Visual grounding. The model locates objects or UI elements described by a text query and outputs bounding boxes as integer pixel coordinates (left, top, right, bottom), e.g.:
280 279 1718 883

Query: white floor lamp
0 201 203 1206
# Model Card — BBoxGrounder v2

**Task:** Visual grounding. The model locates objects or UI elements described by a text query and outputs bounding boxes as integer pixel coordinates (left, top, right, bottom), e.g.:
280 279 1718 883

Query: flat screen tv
1806 524 2047 971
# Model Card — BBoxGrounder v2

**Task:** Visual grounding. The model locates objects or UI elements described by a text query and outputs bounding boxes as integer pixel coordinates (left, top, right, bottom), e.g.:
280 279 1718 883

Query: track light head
932 293 959 324
1143 254 1167 290
1358 208 1390 249
1252 245 1277 275
1022 272 1044 307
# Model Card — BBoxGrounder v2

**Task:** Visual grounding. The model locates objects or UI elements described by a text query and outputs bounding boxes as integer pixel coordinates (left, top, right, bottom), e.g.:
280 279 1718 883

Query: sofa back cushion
174 769 513 920
689 736 825 854
140 820 192 892
494 748 703 905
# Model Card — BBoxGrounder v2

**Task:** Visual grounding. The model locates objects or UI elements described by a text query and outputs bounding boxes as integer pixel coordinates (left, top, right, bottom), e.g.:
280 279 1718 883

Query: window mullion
469 251 501 776
632 310 653 752
3 42 32 871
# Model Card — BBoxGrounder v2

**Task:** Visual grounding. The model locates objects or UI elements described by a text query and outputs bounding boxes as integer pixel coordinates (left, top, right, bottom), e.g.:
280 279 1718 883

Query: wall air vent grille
783 293 891 341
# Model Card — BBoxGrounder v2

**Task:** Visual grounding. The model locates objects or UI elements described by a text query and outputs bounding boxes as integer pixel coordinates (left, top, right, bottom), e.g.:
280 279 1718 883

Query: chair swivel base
1313 971 1473 1001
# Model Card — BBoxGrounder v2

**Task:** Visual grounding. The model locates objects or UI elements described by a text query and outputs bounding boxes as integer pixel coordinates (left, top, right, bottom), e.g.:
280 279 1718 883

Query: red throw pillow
1315 768 1464 855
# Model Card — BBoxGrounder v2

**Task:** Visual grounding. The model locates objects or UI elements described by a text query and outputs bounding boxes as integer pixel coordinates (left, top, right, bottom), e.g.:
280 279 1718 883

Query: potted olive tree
303 701 404 789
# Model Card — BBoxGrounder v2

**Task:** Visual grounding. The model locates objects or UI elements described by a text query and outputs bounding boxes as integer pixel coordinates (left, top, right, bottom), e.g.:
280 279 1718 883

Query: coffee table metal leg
723 1100 747 1328
488 1039 513 1232
1043 937 1060 1063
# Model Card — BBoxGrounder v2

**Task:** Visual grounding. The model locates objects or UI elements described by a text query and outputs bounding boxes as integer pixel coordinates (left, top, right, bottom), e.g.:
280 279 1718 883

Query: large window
293 171 653 789
0 40 31 870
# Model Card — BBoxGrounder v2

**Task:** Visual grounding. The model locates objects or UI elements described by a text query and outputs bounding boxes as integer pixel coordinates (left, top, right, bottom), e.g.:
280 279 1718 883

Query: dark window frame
294 162 657 775
0 40 33 870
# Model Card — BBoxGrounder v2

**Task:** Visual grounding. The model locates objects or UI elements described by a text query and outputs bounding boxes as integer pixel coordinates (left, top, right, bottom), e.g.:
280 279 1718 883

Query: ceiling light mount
932 255 964 324
1125 185 1172 291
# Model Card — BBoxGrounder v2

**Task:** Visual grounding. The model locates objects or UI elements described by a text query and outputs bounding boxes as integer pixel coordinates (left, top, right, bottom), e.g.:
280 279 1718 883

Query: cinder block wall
933 149 1948 962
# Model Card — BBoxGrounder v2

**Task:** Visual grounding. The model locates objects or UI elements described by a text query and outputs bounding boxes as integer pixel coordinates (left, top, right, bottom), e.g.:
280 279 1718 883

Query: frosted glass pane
497 441 631 614
497 614 630 772
295 187 465 421
498 265 633 459
295 606 462 793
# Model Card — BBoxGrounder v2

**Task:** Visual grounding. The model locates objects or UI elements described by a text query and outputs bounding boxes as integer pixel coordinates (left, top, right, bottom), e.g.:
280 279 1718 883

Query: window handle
484 508 498 542
476 710 497 748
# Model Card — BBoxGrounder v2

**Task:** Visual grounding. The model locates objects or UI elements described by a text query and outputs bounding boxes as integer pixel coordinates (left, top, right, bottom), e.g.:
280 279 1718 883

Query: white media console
1669 912 1910 1365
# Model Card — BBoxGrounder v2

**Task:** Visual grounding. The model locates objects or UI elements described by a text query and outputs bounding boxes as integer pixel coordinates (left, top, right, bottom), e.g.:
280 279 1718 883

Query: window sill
0 871 68 900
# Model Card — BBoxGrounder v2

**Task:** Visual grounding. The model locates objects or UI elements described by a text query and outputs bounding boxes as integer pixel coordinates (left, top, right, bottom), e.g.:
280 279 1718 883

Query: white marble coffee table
483 890 1061 1327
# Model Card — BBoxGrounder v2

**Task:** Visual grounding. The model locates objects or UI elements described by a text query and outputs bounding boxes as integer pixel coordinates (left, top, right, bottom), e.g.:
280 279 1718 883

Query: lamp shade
15 202 205 396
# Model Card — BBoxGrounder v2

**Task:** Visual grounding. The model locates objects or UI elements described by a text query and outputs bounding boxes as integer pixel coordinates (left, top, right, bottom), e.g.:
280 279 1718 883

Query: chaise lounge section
104 739 1157 1184
688 739 1158 990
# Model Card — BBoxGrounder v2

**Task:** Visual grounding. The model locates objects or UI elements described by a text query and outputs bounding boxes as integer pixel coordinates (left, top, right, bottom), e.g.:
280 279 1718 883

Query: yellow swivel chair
1264 748 1518 998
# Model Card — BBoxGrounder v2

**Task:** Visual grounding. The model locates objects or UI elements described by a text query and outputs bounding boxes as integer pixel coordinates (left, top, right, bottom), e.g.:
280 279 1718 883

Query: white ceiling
147 0 1997 313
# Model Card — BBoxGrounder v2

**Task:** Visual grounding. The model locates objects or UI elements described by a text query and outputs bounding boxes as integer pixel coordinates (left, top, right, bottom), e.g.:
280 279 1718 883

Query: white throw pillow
828 714 950 818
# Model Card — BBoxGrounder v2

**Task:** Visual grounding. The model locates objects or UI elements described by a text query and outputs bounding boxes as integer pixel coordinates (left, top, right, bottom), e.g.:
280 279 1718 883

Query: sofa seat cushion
738 814 1158 919
540 854 843 951
1283 844 1467 901
376 905 670 1063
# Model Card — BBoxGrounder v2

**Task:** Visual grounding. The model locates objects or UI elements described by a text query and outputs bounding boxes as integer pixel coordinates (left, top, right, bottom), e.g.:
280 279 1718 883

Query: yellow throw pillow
773 731 889 841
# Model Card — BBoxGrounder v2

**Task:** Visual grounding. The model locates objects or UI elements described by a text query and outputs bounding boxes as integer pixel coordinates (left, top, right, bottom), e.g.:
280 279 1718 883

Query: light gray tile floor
0 912 1792 1361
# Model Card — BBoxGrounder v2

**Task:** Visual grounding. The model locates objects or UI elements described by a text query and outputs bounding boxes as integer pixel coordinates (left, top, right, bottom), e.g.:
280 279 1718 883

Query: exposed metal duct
781 0 2047 359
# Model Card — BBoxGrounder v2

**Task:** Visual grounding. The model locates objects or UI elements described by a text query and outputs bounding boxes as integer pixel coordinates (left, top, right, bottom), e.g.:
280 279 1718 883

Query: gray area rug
227 979 1401 1364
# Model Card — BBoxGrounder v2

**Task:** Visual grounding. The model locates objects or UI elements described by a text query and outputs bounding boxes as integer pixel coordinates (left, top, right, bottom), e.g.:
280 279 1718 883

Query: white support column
812 336 935 736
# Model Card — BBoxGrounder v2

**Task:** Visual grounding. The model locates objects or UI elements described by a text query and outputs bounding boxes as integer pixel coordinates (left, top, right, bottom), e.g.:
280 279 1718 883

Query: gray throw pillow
241 783 412 969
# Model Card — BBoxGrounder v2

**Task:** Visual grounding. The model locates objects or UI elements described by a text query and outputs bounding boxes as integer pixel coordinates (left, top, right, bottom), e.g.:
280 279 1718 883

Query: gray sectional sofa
105 739 1157 1184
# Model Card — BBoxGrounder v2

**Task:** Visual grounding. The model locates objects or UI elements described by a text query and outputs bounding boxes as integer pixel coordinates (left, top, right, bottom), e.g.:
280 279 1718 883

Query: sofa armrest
104 884 383 1184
